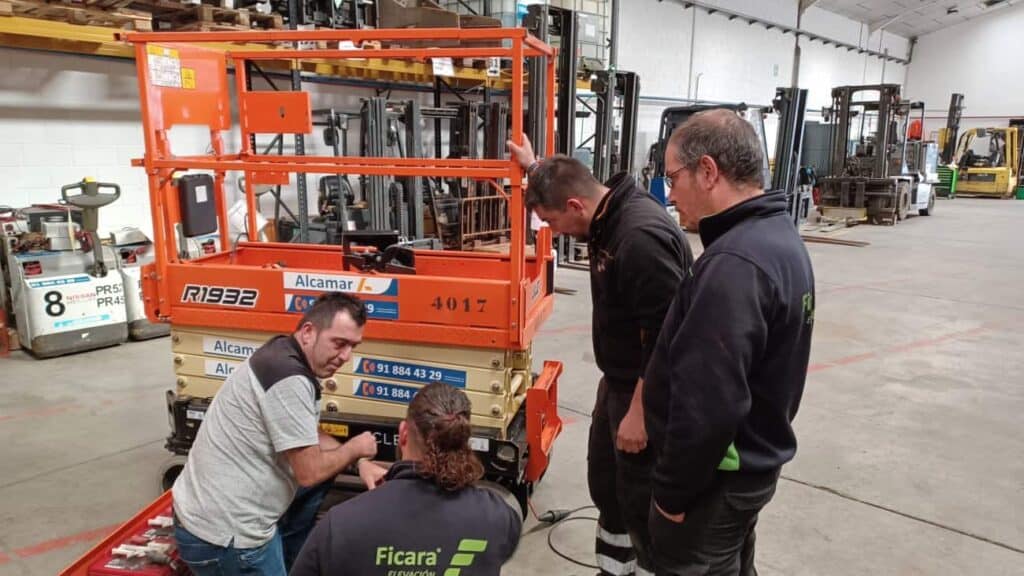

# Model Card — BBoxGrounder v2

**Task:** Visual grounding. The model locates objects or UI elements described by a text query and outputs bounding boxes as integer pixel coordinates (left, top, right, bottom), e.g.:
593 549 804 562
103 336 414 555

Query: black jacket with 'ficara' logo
642 191 816 516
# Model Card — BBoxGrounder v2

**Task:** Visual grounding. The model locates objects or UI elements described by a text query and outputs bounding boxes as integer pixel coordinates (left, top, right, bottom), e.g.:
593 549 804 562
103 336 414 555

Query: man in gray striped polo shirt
172 292 386 576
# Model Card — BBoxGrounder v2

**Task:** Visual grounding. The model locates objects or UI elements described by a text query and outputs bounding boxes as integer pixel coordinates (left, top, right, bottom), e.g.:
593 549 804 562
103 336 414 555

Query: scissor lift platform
63 26 562 576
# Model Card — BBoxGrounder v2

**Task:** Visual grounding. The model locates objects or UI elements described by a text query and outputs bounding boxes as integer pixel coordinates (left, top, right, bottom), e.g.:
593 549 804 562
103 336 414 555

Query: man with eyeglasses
643 109 815 575
508 137 693 576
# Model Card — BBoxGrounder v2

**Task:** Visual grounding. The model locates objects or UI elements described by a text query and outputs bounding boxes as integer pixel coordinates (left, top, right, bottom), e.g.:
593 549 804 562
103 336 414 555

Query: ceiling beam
669 0 911 64
799 0 820 15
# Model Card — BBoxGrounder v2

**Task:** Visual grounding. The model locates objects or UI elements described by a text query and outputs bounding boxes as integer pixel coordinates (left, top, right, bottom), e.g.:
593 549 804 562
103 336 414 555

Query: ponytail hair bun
408 383 484 491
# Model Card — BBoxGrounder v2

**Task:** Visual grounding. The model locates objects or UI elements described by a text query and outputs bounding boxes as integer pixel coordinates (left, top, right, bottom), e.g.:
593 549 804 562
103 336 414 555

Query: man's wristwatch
527 159 541 177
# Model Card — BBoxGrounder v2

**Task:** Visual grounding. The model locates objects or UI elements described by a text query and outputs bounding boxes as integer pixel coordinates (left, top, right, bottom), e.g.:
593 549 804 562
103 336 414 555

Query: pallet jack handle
61 178 121 278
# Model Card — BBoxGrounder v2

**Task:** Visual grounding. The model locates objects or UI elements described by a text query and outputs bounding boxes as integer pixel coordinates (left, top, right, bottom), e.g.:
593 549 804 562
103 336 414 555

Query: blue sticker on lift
363 300 399 320
286 294 398 321
285 294 317 314
353 379 419 404
354 356 467 388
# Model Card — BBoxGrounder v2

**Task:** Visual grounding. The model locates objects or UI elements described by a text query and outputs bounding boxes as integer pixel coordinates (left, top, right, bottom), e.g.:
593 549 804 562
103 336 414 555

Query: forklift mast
1010 119 1024 180
524 3 578 157
771 87 810 225
827 84 906 180
592 70 640 181
941 93 964 165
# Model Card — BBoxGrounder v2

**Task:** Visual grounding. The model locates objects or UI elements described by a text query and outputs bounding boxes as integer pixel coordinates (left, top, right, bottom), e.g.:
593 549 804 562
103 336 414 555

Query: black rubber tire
919 192 935 216
160 457 186 492
896 185 910 222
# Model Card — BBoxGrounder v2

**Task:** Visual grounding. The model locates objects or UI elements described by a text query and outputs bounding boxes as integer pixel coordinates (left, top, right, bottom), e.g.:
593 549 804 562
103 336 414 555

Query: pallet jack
1 179 129 358
62 27 562 576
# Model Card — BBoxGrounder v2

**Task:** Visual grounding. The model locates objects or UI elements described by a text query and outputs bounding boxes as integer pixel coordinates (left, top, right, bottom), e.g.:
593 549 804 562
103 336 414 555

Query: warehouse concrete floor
1 198 1022 575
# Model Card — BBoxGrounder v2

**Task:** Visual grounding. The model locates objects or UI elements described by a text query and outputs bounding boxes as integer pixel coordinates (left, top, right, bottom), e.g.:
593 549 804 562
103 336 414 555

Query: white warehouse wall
619 0 909 172
905 2 1024 137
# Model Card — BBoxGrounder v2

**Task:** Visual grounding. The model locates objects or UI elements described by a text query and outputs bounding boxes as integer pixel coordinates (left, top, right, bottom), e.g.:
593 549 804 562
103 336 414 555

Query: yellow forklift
953 124 1021 198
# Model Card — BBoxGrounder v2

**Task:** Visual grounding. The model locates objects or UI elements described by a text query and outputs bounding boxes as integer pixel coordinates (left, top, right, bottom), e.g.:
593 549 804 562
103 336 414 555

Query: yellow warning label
181 68 196 90
319 422 350 438
146 45 179 59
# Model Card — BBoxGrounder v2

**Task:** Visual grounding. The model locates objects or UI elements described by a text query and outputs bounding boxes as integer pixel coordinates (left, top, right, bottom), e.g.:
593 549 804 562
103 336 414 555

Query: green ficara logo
802 292 815 325
375 539 488 576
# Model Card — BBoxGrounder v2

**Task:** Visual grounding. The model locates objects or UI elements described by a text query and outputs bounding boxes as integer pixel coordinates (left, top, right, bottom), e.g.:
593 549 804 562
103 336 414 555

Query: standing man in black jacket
509 137 693 576
643 110 815 575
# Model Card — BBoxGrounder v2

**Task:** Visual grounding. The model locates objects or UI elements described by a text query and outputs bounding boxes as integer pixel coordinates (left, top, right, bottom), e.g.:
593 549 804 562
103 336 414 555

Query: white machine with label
1 179 129 357
176 230 221 260
111 227 170 340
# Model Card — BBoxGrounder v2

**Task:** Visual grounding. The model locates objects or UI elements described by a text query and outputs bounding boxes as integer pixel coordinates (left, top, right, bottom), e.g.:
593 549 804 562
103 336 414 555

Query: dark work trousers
588 377 655 576
648 469 779 576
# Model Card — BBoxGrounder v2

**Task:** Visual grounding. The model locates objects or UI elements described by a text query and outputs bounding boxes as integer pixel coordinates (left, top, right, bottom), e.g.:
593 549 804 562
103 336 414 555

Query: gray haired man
642 110 815 575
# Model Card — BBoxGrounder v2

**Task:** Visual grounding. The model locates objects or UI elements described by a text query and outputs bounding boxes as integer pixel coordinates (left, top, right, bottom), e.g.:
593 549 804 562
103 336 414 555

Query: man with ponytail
290 383 522 576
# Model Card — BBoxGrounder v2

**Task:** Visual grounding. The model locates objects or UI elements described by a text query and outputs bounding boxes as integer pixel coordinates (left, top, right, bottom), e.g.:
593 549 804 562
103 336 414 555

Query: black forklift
817 84 932 224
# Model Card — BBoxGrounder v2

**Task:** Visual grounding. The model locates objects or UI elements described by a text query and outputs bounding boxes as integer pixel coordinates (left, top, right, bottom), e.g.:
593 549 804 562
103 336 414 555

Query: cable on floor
529 501 600 570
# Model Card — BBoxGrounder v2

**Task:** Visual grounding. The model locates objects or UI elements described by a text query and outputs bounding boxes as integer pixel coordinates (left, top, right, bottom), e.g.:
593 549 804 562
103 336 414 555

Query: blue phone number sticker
353 380 419 404
354 357 467 387
286 294 398 321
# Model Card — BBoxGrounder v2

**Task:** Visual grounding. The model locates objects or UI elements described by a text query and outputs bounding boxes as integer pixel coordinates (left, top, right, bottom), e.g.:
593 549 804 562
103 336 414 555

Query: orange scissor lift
62 28 562 576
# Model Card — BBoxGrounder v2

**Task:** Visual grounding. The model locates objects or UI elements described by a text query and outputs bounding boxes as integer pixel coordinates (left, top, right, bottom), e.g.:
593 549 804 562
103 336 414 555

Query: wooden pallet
10 0 286 31
0 0 152 29
120 0 280 30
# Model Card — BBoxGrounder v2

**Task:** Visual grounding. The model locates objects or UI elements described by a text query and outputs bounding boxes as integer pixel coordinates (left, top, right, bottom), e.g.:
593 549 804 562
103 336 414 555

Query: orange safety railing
121 28 557 351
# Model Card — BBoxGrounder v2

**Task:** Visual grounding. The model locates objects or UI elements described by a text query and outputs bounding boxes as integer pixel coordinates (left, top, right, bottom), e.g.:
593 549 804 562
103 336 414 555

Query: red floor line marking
830 352 878 366
889 326 988 354
0 403 79 423
0 552 11 565
810 325 990 374
817 277 913 295
13 524 121 559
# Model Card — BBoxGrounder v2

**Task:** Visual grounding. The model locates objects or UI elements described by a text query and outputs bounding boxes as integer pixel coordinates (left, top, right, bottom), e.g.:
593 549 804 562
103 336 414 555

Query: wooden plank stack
132 0 282 31
0 0 153 30
0 0 284 31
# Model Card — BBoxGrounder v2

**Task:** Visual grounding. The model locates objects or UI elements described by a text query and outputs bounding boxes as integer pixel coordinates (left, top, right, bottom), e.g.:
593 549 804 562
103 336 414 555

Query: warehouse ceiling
814 0 1020 38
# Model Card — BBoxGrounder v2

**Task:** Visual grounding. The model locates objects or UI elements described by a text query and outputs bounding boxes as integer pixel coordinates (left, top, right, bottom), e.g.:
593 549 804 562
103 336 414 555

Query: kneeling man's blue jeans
174 482 330 576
